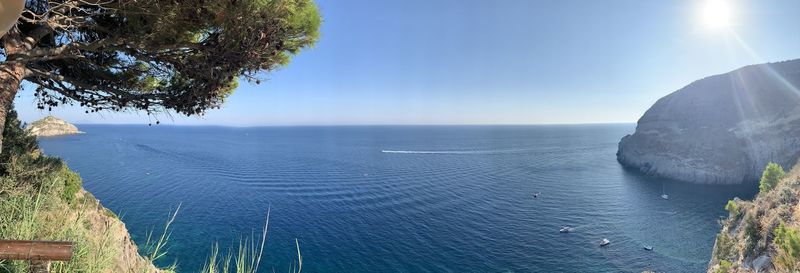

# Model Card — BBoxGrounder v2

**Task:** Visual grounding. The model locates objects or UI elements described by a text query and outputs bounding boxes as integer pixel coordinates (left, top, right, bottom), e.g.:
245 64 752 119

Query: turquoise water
38 124 756 272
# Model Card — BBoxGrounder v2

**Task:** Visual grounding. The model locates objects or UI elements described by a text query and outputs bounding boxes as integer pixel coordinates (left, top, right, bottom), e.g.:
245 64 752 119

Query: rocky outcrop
74 190 164 273
707 162 800 272
26 116 83 137
617 59 800 184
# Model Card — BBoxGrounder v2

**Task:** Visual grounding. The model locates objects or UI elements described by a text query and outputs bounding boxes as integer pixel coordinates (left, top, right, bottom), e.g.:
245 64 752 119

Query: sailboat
661 183 669 200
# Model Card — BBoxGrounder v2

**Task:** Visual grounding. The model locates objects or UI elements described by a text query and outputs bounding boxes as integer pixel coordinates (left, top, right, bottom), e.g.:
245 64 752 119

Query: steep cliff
26 116 83 137
618 59 800 184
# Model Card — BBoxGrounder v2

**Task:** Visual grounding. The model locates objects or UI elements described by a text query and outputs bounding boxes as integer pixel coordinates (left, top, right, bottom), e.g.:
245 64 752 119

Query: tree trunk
0 27 33 153
0 61 24 154
0 27 27 154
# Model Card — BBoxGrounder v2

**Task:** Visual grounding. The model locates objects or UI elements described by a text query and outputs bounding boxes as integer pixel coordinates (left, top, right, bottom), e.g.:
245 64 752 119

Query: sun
700 0 734 29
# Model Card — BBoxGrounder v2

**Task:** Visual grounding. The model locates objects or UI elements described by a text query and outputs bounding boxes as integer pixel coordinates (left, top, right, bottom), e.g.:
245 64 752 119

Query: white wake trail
381 148 536 155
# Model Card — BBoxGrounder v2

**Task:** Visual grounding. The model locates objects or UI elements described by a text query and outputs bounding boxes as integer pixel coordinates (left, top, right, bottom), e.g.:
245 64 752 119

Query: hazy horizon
15 0 800 126
61 121 638 127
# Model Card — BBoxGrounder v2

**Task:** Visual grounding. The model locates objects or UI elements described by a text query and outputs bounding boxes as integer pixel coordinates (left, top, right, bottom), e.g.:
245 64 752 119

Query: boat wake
381 150 484 154
381 148 535 155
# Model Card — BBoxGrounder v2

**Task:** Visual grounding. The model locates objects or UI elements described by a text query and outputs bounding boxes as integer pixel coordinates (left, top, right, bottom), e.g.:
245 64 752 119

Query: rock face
617 59 800 184
26 116 83 137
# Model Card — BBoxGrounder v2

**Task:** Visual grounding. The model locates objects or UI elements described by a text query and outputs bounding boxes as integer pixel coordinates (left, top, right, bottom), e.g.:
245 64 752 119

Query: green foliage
743 213 760 254
10 0 322 118
715 260 732 273
143 205 181 264
200 209 303 273
759 162 785 193
201 238 304 273
0 156 117 272
59 165 82 202
0 108 131 273
713 232 737 262
774 222 800 271
0 107 63 189
0 106 38 163
724 200 740 218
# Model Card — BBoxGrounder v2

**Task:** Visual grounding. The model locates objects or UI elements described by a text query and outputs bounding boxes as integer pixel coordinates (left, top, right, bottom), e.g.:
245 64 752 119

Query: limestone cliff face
26 116 83 137
617 59 800 184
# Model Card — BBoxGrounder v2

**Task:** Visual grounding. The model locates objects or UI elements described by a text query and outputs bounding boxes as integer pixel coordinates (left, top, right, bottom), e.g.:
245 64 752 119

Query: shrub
715 260 732 273
713 232 737 261
774 222 800 271
0 106 63 188
0 105 40 167
60 166 82 202
780 187 798 204
725 200 740 218
743 213 760 255
759 162 785 193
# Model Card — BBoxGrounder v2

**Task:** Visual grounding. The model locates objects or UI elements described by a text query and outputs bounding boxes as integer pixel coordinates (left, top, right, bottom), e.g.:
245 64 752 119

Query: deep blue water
37 124 756 273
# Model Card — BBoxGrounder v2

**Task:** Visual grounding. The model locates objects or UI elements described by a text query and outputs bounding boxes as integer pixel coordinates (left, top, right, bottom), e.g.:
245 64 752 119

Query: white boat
661 183 669 200
600 238 610 247
643 245 653 251
661 194 669 200
559 227 572 233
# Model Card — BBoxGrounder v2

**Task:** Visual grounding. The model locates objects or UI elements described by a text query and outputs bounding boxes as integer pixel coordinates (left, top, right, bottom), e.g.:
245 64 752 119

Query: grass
0 107 164 273
143 204 181 266
0 157 129 273
199 207 304 273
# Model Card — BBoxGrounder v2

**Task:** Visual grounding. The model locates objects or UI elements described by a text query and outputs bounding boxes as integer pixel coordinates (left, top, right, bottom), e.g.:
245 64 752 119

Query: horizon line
62 121 637 128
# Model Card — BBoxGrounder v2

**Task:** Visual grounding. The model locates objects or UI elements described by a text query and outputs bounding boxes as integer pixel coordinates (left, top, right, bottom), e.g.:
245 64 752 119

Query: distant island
26 116 83 137
617 59 800 184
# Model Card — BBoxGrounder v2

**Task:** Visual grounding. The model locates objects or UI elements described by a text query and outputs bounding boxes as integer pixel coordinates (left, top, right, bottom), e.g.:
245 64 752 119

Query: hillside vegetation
708 162 800 272
0 108 165 273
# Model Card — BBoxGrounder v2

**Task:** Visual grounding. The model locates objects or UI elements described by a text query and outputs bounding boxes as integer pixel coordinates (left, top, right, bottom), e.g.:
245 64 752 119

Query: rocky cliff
26 116 83 137
617 59 800 184
707 162 800 272
74 189 166 273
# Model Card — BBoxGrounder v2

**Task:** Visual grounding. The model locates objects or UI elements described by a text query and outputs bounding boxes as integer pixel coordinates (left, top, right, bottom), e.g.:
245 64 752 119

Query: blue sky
15 0 800 125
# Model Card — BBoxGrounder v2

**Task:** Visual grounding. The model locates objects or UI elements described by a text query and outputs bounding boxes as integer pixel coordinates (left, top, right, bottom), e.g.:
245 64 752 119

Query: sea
37 124 757 273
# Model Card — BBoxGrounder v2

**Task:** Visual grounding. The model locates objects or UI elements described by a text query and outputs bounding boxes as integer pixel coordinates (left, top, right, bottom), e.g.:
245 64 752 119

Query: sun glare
701 0 733 29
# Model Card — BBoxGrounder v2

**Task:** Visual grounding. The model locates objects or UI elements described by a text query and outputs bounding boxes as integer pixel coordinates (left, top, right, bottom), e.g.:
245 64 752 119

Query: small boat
533 192 540 198
661 194 669 200
643 245 653 251
559 227 573 233
661 183 669 200
600 239 610 247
